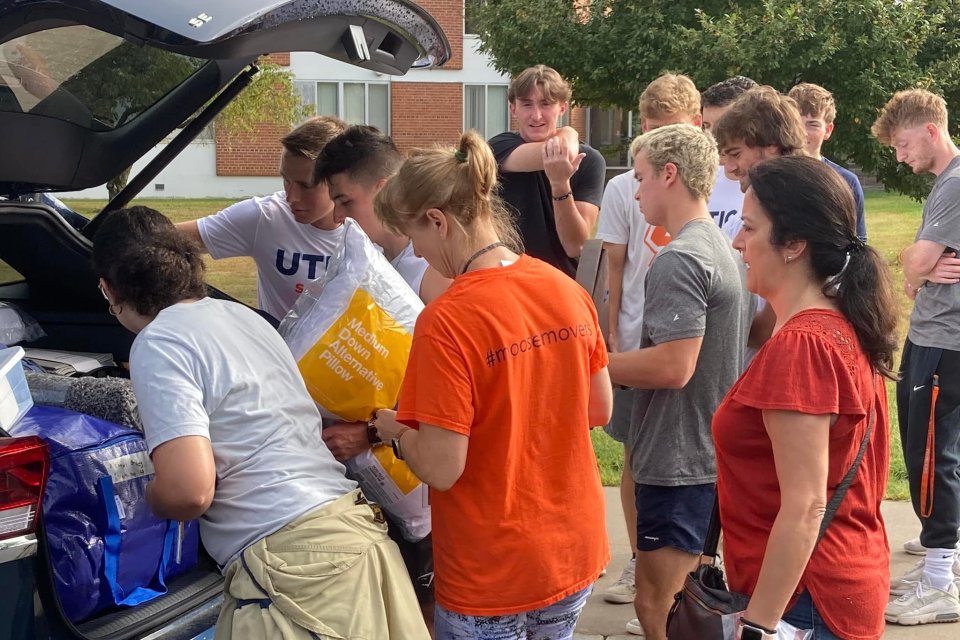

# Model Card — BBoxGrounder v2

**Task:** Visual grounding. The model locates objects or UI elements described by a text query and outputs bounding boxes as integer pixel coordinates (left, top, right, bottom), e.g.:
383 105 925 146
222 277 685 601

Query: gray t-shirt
628 219 750 486
909 155 960 351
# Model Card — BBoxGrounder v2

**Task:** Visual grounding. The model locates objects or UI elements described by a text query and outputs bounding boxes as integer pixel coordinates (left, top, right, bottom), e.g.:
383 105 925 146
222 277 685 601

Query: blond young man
873 89 960 625
177 116 346 320
595 74 743 619
606 125 750 640
488 65 606 277
787 82 867 240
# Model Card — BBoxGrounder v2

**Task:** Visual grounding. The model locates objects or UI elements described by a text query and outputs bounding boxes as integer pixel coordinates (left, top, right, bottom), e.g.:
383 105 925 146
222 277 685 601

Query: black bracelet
366 422 382 445
551 191 573 201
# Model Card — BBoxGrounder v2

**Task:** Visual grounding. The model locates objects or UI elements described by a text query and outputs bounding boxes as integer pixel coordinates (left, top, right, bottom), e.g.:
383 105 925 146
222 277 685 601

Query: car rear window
1 26 205 130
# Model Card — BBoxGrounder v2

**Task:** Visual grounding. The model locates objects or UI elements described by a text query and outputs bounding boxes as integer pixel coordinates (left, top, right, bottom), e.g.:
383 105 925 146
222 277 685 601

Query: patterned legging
434 586 593 640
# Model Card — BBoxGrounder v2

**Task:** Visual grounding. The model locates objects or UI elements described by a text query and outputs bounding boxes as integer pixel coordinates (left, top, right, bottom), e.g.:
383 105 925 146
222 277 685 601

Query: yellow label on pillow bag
298 288 413 422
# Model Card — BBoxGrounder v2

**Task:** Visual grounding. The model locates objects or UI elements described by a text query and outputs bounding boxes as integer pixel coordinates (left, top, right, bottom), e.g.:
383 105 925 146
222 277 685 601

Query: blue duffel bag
10 406 200 623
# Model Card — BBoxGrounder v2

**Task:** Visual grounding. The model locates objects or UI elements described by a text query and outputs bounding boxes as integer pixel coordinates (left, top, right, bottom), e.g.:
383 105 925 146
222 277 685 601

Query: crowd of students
90 62 960 640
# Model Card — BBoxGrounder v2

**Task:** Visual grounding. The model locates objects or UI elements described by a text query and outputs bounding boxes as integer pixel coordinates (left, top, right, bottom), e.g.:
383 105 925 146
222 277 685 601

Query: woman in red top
371 131 613 640
713 156 898 639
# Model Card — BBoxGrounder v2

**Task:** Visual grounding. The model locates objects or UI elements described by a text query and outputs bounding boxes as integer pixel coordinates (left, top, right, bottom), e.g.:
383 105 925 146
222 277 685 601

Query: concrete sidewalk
573 488 957 639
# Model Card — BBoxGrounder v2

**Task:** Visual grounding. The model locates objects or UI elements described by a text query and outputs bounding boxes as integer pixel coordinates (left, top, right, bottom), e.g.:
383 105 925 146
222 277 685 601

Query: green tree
471 0 960 198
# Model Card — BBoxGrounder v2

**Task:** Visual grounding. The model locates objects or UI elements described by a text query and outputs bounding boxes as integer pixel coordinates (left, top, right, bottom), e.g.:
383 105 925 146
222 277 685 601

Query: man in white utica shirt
177 116 346 320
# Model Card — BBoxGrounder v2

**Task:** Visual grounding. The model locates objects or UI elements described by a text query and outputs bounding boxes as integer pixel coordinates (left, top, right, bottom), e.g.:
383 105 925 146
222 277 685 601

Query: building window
465 0 486 35
464 84 509 138
295 81 390 133
587 107 638 167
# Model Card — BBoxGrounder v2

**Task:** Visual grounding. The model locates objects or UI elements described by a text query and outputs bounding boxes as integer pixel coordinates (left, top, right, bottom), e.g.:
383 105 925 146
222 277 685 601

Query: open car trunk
0 1 449 638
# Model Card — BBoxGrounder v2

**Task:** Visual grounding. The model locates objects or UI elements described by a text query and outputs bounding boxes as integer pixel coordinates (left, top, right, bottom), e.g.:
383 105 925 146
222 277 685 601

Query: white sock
923 548 957 591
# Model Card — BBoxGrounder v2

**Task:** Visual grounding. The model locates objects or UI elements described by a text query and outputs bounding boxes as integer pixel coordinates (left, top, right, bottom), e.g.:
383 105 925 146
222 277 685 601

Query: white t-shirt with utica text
197 191 343 320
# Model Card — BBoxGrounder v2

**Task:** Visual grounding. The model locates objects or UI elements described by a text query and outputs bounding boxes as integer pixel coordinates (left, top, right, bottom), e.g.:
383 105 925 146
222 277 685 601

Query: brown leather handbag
666 381 877 639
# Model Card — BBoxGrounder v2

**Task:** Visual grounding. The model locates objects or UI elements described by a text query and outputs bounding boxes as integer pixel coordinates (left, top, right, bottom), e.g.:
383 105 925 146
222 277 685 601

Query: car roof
0 0 450 195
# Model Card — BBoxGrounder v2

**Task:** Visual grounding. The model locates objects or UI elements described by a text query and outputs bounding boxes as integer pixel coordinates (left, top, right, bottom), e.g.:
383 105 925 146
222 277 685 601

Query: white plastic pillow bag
280 219 429 541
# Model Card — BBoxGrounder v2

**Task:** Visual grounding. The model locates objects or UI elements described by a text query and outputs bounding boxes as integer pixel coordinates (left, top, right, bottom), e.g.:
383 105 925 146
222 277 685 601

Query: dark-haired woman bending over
93 207 428 640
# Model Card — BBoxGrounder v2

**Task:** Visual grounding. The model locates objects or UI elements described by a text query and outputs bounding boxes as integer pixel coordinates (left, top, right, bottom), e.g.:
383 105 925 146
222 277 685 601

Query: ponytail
375 130 524 253
829 243 899 380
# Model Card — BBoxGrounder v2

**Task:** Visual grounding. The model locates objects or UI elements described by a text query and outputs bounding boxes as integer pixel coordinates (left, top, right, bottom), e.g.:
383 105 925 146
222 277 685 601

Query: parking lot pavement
574 488 958 639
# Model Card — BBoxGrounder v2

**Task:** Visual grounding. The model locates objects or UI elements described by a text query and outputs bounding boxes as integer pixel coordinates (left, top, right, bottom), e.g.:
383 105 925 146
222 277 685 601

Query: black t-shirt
489 132 606 277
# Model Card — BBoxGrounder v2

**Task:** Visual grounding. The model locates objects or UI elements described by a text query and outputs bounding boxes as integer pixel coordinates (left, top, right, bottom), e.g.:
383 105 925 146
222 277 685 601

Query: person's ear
784 239 808 261
424 208 448 239
558 101 569 116
661 162 679 187
823 122 834 141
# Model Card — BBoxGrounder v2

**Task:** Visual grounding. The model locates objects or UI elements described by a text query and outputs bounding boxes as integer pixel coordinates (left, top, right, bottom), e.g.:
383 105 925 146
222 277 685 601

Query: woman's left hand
374 408 403 441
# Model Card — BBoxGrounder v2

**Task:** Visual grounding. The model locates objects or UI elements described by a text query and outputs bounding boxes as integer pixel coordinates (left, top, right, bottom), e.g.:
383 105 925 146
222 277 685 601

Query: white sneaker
903 535 960 556
885 579 960 625
626 618 645 635
903 537 927 556
891 554 960 596
602 557 636 604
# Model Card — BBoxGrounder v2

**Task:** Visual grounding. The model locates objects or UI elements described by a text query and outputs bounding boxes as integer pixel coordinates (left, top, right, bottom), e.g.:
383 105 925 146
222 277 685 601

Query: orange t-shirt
712 309 890 640
395 254 610 616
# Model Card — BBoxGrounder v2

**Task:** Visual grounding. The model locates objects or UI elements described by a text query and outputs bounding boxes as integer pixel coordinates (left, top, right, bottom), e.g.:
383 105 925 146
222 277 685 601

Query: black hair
747 156 898 379
313 125 403 186
92 206 206 317
701 76 758 109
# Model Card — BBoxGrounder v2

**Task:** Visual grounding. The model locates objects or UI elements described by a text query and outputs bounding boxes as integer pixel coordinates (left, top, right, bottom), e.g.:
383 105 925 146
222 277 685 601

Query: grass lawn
46 193 925 498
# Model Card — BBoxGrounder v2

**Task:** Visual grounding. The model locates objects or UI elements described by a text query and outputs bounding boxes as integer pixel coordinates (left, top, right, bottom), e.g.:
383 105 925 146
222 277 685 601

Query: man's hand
542 134 585 189
926 251 960 284
321 422 371 462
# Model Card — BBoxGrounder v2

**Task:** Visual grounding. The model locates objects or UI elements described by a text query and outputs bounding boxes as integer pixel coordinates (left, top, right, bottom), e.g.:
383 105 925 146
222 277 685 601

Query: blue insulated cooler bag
10 406 200 622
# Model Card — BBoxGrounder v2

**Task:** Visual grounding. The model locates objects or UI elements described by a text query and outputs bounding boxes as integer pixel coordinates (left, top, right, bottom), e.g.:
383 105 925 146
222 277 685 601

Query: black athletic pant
897 340 960 549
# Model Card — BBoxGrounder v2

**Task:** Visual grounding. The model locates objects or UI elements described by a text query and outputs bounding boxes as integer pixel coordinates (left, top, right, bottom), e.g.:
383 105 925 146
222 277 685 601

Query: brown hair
280 115 347 160
787 82 837 122
639 74 701 122
748 156 898 379
93 207 206 317
374 130 522 251
713 86 806 155
871 89 948 146
507 65 571 104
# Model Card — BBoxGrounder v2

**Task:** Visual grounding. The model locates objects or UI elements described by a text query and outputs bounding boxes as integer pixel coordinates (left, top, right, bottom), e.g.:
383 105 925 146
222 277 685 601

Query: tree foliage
471 0 960 198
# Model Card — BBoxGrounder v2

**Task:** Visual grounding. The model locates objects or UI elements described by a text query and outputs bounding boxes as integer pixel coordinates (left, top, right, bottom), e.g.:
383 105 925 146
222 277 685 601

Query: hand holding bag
666 375 878 639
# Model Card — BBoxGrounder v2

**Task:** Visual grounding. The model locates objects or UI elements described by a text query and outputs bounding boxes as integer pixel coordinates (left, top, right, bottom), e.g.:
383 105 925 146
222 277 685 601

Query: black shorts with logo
386 515 434 605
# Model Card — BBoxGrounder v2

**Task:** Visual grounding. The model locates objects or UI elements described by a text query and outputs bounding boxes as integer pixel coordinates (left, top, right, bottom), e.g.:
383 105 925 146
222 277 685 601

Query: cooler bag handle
97 475 176 607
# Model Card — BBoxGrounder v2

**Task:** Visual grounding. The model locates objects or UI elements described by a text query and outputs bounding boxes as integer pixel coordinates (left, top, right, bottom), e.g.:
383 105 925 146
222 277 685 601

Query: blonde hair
713 86 806 156
787 82 837 122
634 124 718 200
280 115 347 160
375 131 522 251
639 74 701 122
508 65 572 104
872 89 948 145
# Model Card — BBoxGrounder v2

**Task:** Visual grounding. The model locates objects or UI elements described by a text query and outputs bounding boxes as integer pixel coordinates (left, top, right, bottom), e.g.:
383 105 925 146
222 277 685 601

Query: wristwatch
740 619 777 639
391 426 411 460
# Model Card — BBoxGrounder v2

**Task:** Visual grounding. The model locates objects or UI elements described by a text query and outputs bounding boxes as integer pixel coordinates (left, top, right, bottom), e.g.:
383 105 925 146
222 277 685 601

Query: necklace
460 241 505 275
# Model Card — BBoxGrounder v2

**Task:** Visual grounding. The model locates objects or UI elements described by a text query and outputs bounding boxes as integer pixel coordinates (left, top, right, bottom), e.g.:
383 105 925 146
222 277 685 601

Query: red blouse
712 309 890 640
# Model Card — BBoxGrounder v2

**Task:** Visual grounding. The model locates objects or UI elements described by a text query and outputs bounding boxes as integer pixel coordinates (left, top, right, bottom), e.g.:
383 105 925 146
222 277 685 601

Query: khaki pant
215 489 430 640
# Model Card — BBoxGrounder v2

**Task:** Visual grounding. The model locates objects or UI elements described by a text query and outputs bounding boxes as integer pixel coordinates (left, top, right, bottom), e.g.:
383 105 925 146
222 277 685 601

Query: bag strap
703 372 878 558
98 475 176 607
